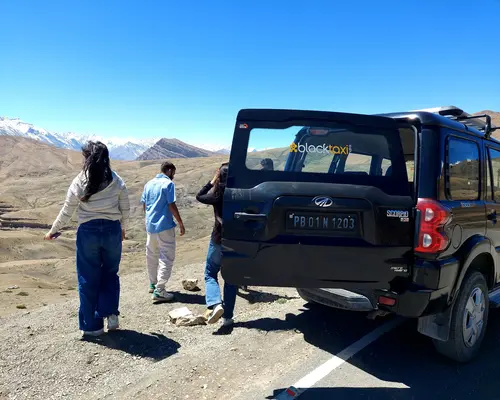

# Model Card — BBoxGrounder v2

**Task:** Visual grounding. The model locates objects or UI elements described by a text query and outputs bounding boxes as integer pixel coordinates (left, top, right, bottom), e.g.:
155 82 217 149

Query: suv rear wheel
433 270 489 363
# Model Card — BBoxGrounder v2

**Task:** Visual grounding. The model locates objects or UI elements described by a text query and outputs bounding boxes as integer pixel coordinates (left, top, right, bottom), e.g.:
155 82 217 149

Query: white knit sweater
48 170 130 235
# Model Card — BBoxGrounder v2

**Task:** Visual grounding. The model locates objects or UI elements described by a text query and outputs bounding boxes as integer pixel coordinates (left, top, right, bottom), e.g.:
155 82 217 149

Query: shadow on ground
170 291 206 305
82 329 181 361
236 288 299 304
236 302 500 399
267 387 413 399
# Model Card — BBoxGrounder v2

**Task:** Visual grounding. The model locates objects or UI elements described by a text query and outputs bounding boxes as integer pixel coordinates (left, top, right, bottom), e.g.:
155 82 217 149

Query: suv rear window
245 125 415 181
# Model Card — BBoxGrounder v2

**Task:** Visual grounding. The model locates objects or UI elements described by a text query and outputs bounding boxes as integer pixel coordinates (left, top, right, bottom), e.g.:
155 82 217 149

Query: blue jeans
76 219 122 331
204 239 237 320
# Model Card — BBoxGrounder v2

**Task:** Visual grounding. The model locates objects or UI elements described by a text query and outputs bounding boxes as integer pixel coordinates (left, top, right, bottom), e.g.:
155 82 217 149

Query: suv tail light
415 198 451 253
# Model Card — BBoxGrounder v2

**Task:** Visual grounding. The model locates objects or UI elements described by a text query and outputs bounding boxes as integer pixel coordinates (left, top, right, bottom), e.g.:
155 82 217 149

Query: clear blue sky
1 0 499 148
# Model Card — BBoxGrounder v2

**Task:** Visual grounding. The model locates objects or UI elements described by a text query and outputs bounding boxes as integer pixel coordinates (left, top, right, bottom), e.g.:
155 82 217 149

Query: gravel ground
0 261 304 400
3 265 500 400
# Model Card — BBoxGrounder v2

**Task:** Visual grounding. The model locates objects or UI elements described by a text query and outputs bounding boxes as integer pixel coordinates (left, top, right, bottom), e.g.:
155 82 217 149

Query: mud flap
417 303 454 342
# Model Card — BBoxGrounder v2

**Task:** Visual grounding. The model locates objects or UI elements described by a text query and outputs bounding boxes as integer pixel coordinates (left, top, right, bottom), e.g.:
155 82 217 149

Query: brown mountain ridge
136 138 214 160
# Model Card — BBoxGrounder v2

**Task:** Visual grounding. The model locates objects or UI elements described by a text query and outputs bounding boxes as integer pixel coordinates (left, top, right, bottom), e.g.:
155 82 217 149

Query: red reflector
309 128 329 135
378 296 396 306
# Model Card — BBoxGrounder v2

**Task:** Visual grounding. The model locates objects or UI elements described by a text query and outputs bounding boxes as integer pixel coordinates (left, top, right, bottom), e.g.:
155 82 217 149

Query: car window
446 136 480 201
245 126 396 176
486 148 493 202
344 153 372 173
488 147 500 201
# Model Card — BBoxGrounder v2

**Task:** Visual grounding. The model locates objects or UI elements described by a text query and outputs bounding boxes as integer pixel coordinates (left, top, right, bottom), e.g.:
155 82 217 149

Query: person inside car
260 158 274 171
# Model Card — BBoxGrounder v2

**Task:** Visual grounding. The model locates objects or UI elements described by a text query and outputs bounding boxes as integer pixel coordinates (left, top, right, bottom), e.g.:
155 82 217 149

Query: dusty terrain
0 135 230 317
3 135 500 400
0 136 304 400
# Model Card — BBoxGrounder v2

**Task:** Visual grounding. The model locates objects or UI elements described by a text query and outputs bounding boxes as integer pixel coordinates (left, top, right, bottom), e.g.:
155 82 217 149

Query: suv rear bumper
297 286 448 318
297 288 376 312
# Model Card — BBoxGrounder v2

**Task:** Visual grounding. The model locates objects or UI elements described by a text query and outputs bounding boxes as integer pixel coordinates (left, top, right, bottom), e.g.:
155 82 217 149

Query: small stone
182 279 200 292
8 285 19 290
202 384 207 389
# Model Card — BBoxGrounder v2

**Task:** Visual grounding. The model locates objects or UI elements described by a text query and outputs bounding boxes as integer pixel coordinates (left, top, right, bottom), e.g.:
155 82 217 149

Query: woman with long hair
44 141 130 337
196 162 237 332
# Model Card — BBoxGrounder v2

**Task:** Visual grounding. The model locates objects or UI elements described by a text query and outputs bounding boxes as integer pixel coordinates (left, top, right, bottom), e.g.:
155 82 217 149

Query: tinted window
246 126 398 176
446 137 480 201
486 148 493 201
488 147 500 201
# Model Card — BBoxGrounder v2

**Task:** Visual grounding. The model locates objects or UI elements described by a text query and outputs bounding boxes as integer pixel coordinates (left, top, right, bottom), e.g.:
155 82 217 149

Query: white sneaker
207 304 224 324
82 328 104 337
107 315 119 331
152 288 174 303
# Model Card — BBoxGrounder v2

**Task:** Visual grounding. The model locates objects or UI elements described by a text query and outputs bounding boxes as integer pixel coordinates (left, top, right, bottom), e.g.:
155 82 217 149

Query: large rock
168 307 207 327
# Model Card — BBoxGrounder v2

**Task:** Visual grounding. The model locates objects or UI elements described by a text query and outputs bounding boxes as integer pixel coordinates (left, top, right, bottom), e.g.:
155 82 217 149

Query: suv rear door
221 109 417 291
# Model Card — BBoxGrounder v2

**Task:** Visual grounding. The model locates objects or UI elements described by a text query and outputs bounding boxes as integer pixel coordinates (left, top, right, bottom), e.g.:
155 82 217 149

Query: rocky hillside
136 138 214 160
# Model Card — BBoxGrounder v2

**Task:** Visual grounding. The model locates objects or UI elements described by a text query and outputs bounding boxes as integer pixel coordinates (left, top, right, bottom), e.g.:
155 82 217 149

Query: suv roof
378 105 499 141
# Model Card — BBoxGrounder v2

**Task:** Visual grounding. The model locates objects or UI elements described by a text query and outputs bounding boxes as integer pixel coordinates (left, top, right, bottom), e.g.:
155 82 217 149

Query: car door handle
233 212 267 221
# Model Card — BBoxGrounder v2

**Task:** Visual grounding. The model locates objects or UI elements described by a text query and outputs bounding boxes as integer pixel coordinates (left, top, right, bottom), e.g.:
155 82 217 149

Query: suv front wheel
433 270 489 363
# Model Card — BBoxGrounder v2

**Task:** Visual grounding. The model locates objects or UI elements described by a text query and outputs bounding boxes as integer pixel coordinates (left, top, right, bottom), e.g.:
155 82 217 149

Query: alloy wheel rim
462 286 486 348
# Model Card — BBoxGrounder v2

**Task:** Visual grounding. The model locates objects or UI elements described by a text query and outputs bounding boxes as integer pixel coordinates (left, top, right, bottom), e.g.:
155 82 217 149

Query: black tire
432 270 489 363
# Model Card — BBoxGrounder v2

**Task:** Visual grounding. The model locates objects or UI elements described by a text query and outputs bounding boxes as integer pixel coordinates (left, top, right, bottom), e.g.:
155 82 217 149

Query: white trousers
146 228 176 291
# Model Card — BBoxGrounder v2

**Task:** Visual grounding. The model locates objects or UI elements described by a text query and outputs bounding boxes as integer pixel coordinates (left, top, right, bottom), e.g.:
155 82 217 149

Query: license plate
286 211 357 232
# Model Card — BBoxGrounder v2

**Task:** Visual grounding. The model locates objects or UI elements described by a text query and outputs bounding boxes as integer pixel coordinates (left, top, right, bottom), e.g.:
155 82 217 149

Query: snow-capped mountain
0 116 268 160
0 117 158 160
188 142 231 155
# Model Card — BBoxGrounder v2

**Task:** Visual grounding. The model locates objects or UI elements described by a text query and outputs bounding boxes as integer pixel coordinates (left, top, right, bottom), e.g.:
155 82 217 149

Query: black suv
221 106 500 363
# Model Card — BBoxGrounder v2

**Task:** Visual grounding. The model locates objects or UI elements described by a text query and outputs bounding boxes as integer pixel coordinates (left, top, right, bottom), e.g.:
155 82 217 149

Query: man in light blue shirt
141 161 185 303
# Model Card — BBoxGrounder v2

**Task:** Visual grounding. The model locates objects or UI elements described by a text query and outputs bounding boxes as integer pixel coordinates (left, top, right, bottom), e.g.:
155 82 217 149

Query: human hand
122 229 126 241
179 223 185 236
210 168 220 185
44 232 60 240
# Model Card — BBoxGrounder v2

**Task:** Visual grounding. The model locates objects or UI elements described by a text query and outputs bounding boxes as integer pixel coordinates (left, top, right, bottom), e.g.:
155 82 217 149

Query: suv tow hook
366 310 391 320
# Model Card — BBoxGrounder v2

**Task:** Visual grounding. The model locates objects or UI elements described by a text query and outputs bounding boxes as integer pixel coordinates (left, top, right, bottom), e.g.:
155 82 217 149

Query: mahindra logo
312 196 334 207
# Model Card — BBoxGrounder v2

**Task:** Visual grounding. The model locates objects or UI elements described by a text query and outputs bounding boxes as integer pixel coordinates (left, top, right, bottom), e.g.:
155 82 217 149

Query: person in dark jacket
260 158 274 171
196 162 237 330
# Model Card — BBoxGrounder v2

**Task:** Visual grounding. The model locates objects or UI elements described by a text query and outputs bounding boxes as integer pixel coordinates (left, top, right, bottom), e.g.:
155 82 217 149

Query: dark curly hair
80 141 113 202
213 162 228 199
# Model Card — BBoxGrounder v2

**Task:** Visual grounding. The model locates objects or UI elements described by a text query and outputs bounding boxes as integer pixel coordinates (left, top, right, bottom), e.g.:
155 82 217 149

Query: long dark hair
213 163 228 199
80 141 113 202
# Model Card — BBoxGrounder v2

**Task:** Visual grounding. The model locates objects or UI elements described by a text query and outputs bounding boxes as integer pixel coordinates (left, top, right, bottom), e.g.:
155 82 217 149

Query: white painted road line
275 317 405 399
